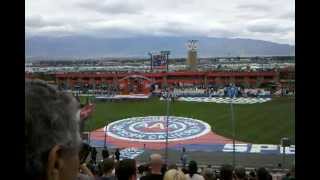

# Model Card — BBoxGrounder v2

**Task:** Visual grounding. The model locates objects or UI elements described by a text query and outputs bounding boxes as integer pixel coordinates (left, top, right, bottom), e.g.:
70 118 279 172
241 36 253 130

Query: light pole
230 97 236 167
165 89 170 165
228 84 236 167
148 52 153 72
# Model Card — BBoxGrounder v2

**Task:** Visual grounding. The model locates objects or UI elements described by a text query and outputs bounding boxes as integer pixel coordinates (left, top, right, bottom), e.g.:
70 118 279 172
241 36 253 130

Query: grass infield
82 96 295 145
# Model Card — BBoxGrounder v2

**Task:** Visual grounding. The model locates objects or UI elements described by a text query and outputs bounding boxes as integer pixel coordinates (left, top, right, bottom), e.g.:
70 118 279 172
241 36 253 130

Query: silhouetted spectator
87 159 99 176
26 80 82 180
91 147 97 163
248 170 256 180
115 159 137 180
115 149 121 162
234 167 247 180
220 164 234 180
137 164 148 180
186 160 205 180
257 168 269 180
102 147 110 160
180 147 188 168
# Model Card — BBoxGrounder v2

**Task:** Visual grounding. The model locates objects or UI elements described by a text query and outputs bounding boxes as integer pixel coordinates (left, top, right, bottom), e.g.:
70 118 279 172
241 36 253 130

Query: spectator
115 159 137 180
88 159 100 176
202 168 215 180
248 170 256 180
140 154 164 180
234 167 247 180
100 158 116 180
91 147 97 163
186 160 205 180
164 169 187 180
78 163 95 180
180 147 188 168
257 168 270 180
102 147 110 160
26 80 82 180
137 164 148 180
115 148 121 162
219 164 234 180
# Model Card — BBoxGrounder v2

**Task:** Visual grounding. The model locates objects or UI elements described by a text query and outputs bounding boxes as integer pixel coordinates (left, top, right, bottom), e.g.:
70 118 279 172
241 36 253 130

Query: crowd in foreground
78 152 295 180
25 79 295 180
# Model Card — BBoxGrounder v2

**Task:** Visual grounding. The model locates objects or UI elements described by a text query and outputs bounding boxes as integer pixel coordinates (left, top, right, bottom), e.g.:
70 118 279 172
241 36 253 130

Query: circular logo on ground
105 116 211 142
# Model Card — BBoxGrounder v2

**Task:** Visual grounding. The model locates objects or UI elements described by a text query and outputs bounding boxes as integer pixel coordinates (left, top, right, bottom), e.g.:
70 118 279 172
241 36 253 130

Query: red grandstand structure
53 70 293 92
25 68 295 94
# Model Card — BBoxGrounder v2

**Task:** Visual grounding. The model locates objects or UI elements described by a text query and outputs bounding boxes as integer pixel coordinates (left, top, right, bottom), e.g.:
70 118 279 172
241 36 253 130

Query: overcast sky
26 0 295 45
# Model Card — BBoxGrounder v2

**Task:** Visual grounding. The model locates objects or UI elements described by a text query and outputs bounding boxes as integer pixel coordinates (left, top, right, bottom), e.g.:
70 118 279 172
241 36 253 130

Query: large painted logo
105 116 211 142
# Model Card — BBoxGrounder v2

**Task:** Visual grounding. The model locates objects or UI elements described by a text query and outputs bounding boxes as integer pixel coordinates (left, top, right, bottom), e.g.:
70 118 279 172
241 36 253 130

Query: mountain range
25 36 295 59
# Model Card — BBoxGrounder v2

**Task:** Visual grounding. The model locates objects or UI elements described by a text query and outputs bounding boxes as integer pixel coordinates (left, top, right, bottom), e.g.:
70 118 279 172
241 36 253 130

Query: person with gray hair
25 79 82 180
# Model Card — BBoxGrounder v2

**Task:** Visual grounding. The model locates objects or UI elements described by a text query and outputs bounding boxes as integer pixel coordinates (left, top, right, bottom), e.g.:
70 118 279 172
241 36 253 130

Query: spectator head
102 158 115 175
248 170 256 180
25 80 81 180
137 164 146 175
164 169 187 180
257 167 269 180
188 160 198 178
102 148 109 159
234 167 246 180
249 170 255 177
149 154 163 174
220 164 234 180
115 159 137 180
203 168 215 180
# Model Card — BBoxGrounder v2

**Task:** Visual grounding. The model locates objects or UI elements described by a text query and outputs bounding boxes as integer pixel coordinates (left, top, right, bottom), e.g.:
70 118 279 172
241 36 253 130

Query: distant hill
25 36 295 59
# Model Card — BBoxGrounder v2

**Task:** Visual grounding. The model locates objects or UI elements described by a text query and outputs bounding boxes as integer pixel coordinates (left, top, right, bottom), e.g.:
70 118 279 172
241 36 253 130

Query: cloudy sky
26 0 295 45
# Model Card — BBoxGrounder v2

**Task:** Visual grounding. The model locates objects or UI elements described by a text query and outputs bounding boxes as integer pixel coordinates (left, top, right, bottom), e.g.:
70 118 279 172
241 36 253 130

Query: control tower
186 40 198 71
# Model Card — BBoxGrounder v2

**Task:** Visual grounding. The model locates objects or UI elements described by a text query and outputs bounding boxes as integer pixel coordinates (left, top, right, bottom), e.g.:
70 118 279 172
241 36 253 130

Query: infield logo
105 116 211 142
